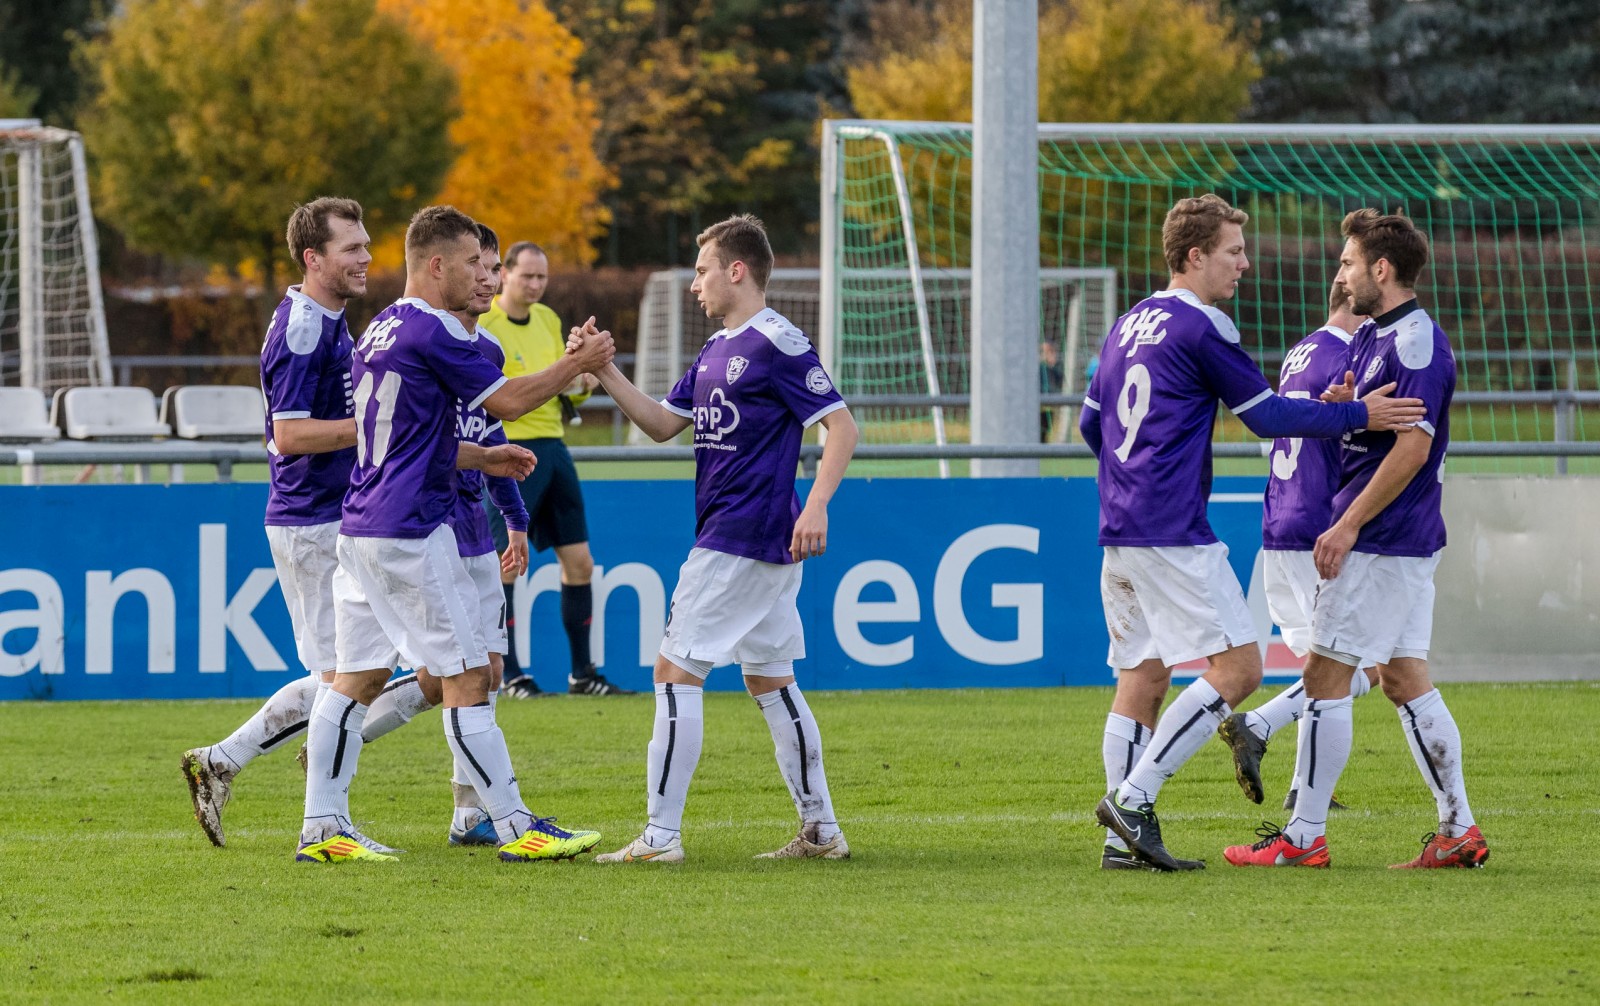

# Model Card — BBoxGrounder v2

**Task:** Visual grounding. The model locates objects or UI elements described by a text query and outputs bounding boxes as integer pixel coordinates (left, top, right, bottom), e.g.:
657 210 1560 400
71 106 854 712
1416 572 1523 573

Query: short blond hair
697 214 773 290
1163 194 1248 275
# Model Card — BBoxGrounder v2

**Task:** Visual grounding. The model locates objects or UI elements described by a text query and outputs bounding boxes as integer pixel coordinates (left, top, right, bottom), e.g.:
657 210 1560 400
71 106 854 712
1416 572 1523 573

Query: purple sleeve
262 328 323 420
1236 395 1366 439
426 321 509 411
771 346 846 426
487 474 528 533
1078 362 1103 457
1390 349 1451 438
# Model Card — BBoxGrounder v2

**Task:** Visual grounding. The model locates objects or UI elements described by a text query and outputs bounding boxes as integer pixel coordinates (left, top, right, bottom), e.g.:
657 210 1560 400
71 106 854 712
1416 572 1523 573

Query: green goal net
822 121 1600 474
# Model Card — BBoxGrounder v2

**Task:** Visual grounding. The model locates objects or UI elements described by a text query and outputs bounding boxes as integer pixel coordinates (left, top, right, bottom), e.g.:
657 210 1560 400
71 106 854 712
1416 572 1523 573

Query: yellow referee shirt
480 296 590 440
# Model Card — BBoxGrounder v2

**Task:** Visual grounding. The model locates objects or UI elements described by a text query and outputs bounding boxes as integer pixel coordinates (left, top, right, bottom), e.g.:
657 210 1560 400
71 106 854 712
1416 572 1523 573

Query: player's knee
560 546 594 583
415 669 444 707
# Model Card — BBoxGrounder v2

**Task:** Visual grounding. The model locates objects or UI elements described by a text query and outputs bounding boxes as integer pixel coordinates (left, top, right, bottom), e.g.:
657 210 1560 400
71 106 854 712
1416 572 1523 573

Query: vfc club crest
726 356 749 383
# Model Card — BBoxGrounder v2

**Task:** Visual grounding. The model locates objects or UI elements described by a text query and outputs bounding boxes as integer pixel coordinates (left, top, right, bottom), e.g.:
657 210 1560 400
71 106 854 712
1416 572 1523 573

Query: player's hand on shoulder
1357 381 1426 431
1320 370 1356 403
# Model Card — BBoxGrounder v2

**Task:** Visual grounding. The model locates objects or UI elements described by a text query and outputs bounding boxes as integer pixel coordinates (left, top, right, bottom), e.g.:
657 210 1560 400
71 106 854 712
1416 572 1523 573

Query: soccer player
1216 283 1379 810
1081 195 1426 872
179 197 367 848
1224 210 1489 870
481 242 630 697
353 223 532 847
180 200 533 848
296 205 614 864
586 214 859 864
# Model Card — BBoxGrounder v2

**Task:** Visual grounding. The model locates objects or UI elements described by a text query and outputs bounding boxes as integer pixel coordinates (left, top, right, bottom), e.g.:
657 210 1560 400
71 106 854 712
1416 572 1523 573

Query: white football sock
301 692 368 843
1285 668 1371 796
1118 678 1230 807
210 674 320 774
1242 680 1305 743
361 673 434 743
1398 688 1476 837
754 685 840 841
644 683 703 847
1285 696 1353 846
443 704 531 844
1101 713 1149 849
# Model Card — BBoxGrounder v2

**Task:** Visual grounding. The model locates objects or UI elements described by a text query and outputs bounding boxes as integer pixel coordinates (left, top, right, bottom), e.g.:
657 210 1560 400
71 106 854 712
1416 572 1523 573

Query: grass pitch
1 683 1595 1003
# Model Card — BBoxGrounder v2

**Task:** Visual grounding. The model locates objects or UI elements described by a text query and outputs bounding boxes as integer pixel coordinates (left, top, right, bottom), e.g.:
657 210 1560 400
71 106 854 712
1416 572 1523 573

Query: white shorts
1101 543 1257 670
1311 550 1440 665
265 521 340 675
462 551 508 655
659 547 804 678
333 524 488 677
1262 549 1320 657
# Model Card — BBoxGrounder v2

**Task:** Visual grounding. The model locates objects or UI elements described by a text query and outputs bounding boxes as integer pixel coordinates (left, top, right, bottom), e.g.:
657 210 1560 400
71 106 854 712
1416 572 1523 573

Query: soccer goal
0 123 113 393
632 265 1116 457
822 120 1600 463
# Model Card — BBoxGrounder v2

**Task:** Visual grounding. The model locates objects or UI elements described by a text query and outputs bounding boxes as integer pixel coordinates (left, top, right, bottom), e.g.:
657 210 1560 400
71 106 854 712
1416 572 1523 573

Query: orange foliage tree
376 0 612 266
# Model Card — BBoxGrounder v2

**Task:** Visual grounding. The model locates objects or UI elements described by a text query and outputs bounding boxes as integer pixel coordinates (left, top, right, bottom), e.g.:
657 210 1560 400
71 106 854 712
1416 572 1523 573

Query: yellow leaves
847 0 1258 125
375 0 611 267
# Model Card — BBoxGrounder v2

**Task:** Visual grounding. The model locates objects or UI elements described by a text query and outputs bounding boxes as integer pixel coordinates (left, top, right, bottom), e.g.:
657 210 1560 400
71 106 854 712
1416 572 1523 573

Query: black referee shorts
485 437 589 553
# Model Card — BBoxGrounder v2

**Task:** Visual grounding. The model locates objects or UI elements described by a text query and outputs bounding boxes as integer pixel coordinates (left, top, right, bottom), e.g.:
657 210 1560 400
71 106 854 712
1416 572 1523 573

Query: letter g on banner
933 525 1043 666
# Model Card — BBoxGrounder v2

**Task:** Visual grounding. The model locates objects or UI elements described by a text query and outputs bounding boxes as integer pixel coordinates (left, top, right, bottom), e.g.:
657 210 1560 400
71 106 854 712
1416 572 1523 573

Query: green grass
1 684 1595 1002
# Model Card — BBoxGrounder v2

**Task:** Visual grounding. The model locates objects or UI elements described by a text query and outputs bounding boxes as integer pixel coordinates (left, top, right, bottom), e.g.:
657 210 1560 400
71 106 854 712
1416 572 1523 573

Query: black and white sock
1398 688 1476 837
361 673 434 743
301 692 367 844
1242 680 1305 743
644 682 703 847
211 674 319 774
1285 696 1353 847
442 704 531 844
1286 669 1369 795
1119 678 1231 807
1101 712 1149 849
754 685 840 842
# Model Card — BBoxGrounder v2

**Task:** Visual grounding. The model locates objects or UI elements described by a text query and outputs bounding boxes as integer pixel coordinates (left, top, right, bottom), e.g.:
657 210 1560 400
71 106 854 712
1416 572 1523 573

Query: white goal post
1 122 113 393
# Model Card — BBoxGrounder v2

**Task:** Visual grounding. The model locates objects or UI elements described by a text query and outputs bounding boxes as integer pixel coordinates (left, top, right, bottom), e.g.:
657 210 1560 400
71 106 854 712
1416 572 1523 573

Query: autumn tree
78 0 455 299
0 0 99 124
849 0 1258 123
376 0 611 267
550 0 845 264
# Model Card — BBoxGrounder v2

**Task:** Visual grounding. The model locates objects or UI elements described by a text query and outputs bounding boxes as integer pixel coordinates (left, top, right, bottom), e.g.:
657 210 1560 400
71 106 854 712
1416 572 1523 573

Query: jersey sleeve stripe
800 399 848 428
1082 396 1100 411
271 410 312 420
1229 388 1273 415
1416 420 1436 437
661 400 694 418
466 376 508 413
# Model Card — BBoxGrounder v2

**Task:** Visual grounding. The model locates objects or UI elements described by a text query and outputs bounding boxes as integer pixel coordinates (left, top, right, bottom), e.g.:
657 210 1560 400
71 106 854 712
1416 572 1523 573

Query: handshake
564 316 616 376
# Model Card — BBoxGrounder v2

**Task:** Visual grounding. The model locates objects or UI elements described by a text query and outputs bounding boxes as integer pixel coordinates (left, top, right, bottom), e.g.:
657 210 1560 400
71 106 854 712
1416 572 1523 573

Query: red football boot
1224 821 1330 868
1390 826 1489 869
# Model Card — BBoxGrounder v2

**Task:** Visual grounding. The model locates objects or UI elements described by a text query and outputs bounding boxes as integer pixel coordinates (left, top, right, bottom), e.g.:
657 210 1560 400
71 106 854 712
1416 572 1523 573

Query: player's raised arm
479 319 613 421
584 320 692 443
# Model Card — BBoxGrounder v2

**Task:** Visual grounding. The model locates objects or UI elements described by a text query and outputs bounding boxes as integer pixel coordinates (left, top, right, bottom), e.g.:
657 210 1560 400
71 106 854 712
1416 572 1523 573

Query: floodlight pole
970 0 1040 477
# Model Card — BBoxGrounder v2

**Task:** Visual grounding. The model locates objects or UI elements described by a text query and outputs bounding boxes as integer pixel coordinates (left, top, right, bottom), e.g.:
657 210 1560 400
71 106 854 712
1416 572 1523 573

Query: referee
483 241 633 696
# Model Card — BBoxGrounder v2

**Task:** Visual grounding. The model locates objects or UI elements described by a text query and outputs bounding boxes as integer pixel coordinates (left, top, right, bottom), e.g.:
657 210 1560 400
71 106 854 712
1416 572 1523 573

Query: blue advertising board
0 478 1293 700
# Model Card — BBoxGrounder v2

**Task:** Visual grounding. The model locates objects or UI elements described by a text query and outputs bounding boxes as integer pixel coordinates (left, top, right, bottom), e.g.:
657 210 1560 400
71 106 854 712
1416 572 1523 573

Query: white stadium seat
52 386 171 440
0 387 61 442
160 385 265 441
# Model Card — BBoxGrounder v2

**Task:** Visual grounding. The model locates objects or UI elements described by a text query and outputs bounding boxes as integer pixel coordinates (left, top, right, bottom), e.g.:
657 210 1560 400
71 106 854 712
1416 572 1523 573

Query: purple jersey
1261 325 1355 550
261 286 355 526
341 298 509 539
664 309 846 564
451 329 528 557
1334 303 1454 557
1081 288 1365 547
